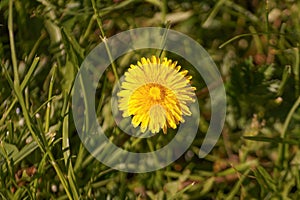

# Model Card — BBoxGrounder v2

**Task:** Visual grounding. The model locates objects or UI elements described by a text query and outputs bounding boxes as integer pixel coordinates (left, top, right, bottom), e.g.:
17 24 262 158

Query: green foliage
1 0 300 199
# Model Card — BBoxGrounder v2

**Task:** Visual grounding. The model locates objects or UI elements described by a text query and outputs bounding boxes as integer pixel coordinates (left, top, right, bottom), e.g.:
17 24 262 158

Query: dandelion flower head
117 56 196 134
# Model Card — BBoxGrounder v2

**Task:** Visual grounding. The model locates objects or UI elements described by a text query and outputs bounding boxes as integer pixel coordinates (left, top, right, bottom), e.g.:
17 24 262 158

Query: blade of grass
0 57 40 125
8 0 19 86
161 0 167 23
79 16 95 45
145 0 162 9
26 31 47 65
224 169 251 200
2 64 45 152
278 96 300 170
158 22 171 59
216 159 258 177
45 64 57 133
219 33 261 49
32 95 59 117
61 90 80 199
277 65 291 96
293 47 299 97
61 27 85 59
224 0 259 23
32 151 48 199
249 26 264 54
62 94 70 164
0 192 9 200
202 0 226 28
255 166 276 192
198 177 215 197
73 143 86 172
0 141 14 180
96 77 108 114
67 162 80 200
21 57 40 90
278 23 287 49
264 0 270 50
47 151 76 200
168 182 195 200
243 136 300 145
4 32 75 200
100 0 141 16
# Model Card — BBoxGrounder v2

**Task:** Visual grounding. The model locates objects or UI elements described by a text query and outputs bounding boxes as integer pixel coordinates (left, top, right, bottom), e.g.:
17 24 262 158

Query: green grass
1 0 300 199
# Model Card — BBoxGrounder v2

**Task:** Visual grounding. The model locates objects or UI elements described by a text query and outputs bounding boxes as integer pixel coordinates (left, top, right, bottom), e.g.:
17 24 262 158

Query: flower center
149 86 161 100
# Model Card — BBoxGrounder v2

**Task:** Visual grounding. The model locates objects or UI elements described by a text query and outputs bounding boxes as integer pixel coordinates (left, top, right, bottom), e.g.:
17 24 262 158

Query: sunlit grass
1 0 300 199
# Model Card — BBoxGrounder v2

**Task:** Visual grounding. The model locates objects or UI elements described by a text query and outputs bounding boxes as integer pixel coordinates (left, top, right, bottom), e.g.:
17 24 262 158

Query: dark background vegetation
1 0 300 199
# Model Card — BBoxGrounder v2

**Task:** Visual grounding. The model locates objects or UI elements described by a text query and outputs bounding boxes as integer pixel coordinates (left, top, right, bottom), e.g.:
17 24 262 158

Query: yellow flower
117 56 196 134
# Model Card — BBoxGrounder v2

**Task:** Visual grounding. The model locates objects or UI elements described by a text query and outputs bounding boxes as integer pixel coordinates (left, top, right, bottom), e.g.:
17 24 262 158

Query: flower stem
91 0 119 82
